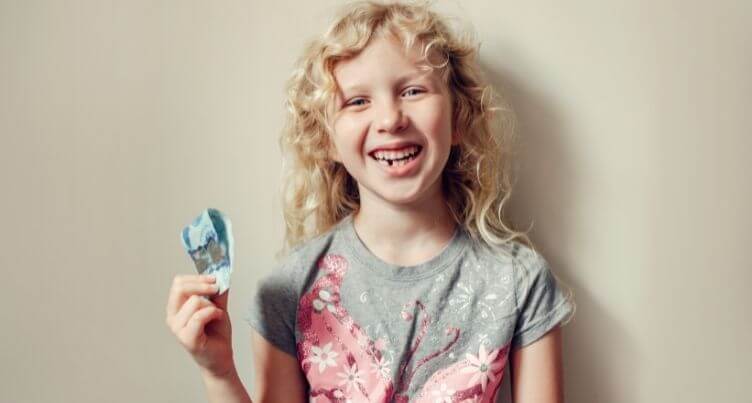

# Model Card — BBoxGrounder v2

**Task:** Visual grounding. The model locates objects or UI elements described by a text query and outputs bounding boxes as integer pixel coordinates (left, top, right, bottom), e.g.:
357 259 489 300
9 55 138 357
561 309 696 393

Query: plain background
1 0 750 402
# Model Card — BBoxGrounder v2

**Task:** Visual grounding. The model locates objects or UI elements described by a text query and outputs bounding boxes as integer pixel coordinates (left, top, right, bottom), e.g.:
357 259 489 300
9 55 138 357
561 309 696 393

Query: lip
369 146 423 177
368 141 422 154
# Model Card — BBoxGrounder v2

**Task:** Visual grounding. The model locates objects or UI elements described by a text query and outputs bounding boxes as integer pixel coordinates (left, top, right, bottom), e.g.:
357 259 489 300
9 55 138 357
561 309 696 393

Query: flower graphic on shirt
332 389 355 402
307 342 339 373
312 288 337 314
460 343 504 391
430 383 455 403
370 356 392 378
336 363 365 392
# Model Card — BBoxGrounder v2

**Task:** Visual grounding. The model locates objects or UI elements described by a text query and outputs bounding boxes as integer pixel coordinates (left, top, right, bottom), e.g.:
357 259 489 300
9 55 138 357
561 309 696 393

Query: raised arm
251 329 308 402
510 325 565 403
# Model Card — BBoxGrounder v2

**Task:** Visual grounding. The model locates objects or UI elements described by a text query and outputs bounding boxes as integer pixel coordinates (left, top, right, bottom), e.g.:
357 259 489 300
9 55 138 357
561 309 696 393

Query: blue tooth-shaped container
180 208 234 294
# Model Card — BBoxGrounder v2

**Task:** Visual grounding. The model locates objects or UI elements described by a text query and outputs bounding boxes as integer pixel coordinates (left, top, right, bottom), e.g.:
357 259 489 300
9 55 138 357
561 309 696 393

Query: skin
511 326 565 402
166 32 566 403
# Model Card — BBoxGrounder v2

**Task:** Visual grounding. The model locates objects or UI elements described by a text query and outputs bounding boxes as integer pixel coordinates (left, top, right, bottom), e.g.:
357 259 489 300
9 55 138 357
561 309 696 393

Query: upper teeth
372 146 420 160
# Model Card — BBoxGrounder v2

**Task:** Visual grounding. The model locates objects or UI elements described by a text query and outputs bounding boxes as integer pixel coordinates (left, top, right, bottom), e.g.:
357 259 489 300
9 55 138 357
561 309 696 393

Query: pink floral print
297 254 510 402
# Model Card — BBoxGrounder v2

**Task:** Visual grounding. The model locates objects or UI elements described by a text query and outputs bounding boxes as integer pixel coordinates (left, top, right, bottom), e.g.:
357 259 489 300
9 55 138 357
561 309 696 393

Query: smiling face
327 33 458 210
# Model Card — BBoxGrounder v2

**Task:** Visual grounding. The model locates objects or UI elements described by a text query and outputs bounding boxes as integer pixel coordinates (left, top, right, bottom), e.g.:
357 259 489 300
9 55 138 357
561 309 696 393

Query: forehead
332 35 437 93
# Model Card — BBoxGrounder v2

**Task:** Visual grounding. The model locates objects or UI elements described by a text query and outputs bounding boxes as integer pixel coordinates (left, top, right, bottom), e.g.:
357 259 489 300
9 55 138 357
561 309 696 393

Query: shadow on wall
479 53 640 403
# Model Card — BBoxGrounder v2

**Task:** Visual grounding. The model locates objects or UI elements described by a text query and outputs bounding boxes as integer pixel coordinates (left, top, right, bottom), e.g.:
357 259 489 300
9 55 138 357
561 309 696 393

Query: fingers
166 274 217 318
177 305 224 353
171 293 214 332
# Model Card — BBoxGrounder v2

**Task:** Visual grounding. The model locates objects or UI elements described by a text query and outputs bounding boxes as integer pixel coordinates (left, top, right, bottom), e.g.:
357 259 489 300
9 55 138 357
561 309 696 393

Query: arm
510 324 565 403
201 366 253 403
251 329 308 402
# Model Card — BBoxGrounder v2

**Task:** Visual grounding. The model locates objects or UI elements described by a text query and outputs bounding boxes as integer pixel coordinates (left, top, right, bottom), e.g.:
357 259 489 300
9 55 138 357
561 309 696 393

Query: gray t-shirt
245 213 574 402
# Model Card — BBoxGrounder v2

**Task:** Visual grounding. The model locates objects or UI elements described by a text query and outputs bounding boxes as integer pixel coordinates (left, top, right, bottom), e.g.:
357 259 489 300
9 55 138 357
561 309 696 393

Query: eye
342 87 424 109
403 87 425 97
345 97 367 107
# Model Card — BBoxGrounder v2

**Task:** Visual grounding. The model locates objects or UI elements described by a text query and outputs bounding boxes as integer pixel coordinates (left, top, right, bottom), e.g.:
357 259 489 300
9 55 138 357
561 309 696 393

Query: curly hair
276 0 534 260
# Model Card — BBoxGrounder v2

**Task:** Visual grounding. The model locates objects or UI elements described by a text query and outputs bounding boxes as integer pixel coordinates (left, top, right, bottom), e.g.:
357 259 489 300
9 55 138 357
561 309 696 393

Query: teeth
375 151 418 167
372 145 420 161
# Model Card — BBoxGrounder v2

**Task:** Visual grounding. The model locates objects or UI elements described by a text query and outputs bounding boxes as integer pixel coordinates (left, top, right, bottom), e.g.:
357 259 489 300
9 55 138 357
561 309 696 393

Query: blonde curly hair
276 0 533 260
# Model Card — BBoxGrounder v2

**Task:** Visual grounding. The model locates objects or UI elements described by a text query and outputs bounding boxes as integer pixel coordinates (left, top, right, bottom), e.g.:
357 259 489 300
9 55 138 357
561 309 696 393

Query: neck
351 189 457 267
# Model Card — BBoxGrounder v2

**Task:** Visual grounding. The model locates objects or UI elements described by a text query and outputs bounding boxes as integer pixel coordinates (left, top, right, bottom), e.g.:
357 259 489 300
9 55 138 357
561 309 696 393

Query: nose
374 98 408 134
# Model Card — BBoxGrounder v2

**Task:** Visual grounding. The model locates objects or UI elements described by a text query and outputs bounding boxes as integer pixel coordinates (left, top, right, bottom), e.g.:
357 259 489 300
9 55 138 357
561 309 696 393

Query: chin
379 188 428 206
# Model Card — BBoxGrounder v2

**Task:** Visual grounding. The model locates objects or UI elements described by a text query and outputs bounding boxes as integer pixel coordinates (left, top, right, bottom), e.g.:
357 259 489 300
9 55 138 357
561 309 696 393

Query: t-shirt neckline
338 213 468 282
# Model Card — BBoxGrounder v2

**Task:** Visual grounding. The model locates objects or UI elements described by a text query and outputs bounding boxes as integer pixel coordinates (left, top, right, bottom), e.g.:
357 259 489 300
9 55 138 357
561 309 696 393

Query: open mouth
369 145 423 167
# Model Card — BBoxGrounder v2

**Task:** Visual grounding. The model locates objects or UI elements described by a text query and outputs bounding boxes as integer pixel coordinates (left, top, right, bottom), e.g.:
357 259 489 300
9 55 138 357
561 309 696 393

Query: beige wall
1 1 749 402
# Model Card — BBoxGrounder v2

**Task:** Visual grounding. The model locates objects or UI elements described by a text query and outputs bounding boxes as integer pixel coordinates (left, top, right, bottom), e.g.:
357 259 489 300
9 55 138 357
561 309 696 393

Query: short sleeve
511 251 574 349
244 266 299 358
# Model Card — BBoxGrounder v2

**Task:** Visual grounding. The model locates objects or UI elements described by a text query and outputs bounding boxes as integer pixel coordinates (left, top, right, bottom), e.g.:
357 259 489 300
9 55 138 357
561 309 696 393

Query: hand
166 274 235 378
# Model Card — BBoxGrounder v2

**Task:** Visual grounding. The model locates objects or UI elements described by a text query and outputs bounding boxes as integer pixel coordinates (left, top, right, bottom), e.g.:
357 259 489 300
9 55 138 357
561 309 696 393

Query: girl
166 1 576 402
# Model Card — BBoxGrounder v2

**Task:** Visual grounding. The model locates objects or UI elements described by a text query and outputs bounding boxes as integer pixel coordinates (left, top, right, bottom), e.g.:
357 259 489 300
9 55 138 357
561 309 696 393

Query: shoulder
472 238 559 302
472 237 547 278
257 224 341 293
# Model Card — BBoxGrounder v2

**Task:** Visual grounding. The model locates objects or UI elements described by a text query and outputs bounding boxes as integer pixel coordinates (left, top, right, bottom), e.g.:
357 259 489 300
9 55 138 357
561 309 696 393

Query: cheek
420 102 453 141
334 114 360 133
333 116 368 157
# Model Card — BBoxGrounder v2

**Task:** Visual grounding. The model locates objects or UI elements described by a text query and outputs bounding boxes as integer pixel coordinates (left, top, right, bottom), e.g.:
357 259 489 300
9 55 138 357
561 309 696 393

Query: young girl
166 1 576 402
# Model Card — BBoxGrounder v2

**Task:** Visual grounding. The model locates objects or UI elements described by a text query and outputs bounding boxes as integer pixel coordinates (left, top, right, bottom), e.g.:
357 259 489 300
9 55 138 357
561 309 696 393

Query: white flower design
333 389 354 402
370 356 392 378
312 288 337 314
460 343 504 391
336 363 365 392
307 342 339 373
430 382 455 403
